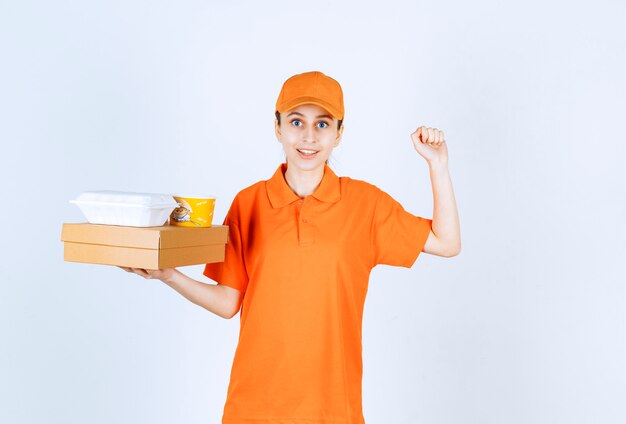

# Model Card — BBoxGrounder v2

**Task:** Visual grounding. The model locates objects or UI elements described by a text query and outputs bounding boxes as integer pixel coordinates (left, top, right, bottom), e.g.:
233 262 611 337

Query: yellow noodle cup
170 195 216 227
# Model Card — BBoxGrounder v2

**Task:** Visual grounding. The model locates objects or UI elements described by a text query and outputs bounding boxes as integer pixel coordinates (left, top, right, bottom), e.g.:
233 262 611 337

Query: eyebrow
286 111 333 120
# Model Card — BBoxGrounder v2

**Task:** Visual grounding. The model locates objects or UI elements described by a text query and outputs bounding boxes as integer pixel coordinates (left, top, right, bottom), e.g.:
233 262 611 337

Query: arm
119 267 243 319
411 126 461 257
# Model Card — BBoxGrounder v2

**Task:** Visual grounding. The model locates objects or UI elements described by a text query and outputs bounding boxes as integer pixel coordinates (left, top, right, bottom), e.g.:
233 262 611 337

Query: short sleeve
371 189 432 267
203 200 249 293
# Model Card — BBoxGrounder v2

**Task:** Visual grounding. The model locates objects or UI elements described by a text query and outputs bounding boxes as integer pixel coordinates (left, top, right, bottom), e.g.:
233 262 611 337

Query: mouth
296 148 319 158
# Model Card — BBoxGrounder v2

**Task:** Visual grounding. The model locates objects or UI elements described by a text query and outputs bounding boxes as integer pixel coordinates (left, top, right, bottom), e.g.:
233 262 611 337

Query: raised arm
411 126 461 257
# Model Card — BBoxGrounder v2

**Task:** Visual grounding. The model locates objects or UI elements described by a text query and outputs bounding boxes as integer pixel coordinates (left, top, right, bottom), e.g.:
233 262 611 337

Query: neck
284 164 325 198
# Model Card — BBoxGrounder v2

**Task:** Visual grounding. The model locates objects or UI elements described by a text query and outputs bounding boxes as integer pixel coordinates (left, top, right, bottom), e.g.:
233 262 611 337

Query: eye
317 121 329 129
291 119 302 127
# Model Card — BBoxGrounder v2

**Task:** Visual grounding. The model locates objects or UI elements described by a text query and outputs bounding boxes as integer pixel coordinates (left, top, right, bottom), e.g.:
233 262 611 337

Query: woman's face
275 103 343 173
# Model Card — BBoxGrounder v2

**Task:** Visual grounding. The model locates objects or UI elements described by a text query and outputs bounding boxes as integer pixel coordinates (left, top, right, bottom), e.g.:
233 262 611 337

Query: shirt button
302 218 308 223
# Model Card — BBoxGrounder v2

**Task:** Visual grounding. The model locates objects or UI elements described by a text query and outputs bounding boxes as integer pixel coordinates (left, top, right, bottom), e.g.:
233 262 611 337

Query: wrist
427 159 449 171
162 268 181 286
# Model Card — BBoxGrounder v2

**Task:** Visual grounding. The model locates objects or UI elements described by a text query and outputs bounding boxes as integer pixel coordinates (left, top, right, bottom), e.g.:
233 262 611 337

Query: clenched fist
411 125 448 165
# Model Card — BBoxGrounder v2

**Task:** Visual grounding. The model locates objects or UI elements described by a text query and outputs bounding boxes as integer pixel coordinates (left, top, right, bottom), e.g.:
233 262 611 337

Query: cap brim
277 96 343 120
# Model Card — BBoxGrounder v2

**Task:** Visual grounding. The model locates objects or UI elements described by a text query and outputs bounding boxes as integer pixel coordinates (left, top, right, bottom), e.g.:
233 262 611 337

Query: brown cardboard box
61 223 228 269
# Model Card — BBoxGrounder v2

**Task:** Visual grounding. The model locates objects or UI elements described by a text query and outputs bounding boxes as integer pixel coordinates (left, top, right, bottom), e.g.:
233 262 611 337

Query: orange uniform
204 163 432 424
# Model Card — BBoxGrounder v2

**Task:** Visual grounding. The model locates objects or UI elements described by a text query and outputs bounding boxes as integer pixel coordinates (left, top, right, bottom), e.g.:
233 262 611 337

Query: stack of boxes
61 191 228 269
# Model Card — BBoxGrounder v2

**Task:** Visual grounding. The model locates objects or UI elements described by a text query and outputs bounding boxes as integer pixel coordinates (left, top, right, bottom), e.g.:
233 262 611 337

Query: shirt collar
266 163 341 209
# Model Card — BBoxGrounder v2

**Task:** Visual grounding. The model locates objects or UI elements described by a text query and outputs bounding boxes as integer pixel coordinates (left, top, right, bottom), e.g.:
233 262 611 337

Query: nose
303 125 316 143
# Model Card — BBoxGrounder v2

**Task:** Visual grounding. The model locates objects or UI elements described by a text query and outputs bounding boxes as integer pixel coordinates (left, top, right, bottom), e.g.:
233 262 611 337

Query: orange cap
275 71 344 120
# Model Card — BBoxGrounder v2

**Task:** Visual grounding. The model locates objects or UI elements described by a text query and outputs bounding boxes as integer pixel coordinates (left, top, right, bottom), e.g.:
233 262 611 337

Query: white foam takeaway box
69 190 179 227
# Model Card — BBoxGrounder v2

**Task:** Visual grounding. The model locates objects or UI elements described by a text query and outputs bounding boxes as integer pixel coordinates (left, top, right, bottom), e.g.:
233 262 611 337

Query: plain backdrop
1 1 625 423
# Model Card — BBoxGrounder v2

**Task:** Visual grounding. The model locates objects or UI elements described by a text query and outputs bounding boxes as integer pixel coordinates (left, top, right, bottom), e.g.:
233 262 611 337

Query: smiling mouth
297 149 319 156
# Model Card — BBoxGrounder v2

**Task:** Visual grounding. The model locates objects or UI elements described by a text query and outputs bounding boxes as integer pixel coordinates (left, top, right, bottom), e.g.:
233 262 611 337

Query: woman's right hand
118 267 177 284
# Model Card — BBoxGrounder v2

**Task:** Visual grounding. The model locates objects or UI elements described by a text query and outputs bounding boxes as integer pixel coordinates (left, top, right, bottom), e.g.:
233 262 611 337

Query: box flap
61 223 228 249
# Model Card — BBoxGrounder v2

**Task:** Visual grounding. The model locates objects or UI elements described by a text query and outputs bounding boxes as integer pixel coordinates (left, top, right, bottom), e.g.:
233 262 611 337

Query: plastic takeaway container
70 190 179 227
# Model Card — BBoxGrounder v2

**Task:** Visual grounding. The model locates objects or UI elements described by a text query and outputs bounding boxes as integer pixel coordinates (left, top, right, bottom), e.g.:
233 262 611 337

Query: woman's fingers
414 126 445 144
422 127 445 145
134 268 150 278
118 266 153 278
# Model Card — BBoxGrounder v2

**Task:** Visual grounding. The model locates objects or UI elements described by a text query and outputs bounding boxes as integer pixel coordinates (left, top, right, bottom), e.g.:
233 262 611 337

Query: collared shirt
204 163 432 424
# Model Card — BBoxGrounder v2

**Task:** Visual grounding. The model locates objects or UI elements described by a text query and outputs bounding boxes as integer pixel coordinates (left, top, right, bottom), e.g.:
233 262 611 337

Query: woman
122 71 461 424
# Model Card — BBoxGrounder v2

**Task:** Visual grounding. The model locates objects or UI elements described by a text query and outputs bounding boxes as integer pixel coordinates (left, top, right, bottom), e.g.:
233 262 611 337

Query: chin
288 159 326 172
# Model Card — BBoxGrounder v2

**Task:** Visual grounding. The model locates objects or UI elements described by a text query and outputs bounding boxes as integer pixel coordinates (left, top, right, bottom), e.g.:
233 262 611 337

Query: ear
274 119 281 141
334 125 344 147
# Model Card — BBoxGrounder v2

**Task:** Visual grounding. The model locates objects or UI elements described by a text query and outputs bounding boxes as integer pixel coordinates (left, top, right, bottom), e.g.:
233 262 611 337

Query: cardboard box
61 223 228 269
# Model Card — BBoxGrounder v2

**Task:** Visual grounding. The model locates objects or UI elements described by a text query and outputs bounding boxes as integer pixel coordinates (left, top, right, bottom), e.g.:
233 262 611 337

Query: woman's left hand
411 126 448 165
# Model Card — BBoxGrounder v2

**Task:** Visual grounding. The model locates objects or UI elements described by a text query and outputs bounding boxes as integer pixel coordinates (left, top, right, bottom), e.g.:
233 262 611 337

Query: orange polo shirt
204 164 432 424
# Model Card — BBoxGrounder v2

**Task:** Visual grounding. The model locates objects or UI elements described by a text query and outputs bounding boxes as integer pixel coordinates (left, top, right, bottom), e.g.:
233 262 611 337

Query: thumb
412 126 424 142
411 126 424 144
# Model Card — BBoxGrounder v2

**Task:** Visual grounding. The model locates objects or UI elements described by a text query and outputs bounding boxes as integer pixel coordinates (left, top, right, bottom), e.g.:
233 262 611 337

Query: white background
1 1 625 423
